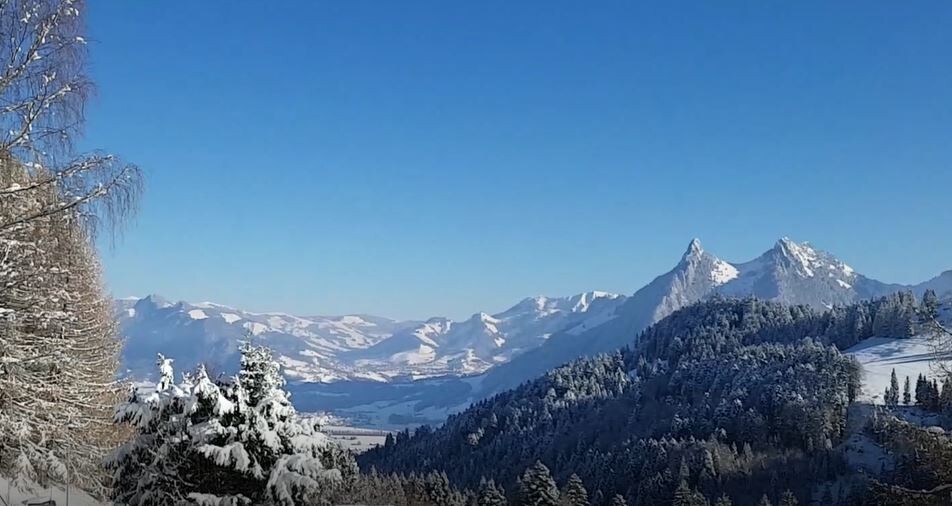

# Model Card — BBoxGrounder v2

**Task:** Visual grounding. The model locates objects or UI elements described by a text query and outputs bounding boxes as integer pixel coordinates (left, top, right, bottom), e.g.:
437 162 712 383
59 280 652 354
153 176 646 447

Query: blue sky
85 1 952 320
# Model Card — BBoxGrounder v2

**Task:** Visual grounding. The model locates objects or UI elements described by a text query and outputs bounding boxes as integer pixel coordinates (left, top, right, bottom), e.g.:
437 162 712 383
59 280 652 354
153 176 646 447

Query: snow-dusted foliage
0 0 141 493
518 461 559 505
0 157 122 495
109 343 356 505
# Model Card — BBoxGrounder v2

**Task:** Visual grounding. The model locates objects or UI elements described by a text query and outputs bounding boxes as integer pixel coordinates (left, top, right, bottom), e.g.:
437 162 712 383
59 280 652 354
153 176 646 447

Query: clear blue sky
85 1 952 321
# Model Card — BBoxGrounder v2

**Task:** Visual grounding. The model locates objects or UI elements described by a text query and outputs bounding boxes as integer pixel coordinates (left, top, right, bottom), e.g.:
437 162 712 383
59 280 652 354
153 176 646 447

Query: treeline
360 293 935 505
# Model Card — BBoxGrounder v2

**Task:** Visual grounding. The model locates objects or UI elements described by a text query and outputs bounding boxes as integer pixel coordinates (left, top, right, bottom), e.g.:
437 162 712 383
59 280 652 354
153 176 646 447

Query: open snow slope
846 334 951 404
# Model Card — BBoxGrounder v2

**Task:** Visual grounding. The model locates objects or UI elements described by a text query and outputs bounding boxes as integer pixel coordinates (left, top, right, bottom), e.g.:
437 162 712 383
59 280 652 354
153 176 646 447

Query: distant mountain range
117 237 952 427
117 290 625 382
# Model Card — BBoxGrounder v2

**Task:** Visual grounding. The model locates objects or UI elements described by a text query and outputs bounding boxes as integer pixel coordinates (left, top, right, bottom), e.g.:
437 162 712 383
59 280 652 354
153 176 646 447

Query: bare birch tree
0 0 141 235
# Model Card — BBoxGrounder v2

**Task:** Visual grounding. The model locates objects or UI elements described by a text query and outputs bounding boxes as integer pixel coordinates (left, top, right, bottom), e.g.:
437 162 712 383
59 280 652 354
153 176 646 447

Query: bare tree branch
0 0 142 236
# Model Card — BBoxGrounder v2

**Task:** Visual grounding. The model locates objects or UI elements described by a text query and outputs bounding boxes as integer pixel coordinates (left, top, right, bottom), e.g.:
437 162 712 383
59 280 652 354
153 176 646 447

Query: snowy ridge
117 290 627 384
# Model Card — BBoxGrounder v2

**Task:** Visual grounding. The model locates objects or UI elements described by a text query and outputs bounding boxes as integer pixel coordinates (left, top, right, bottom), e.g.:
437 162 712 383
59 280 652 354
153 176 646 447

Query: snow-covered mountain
116 291 626 383
119 237 952 428
715 237 901 307
476 237 939 397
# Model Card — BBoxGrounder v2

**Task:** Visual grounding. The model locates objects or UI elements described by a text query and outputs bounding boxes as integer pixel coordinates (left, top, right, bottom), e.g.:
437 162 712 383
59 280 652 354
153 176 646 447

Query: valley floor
325 425 390 453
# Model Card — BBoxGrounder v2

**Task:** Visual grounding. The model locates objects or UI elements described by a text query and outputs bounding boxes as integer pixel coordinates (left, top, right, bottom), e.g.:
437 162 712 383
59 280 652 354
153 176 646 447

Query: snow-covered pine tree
519 461 559 506
672 480 693 506
713 495 733 506
922 289 940 321
940 377 952 416
884 369 900 406
559 473 588 506
196 342 354 504
478 478 508 506
111 343 355 505
916 374 927 406
672 479 706 506
108 355 198 504
608 494 627 506
778 489 798 506
932 380 942 411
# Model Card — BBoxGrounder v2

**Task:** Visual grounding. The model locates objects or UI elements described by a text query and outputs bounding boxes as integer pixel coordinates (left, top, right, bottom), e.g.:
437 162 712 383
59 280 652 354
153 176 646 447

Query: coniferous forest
358 294 952 505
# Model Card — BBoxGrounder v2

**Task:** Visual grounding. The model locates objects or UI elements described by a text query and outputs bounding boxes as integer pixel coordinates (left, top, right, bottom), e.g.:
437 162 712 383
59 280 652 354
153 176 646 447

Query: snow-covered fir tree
109 343 356 505
884 368 900 406
518 461 559 506
713 495 733 506
672 479 707 506
559 474 589 506
478 478 508 506
108 354 195 504
940 377 952 416
778 489 798 506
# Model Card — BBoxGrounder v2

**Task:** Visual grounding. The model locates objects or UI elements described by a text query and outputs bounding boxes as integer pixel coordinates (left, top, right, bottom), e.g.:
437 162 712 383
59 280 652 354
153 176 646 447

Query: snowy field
0 476 105 506
325 424 389 453
845 334 950 404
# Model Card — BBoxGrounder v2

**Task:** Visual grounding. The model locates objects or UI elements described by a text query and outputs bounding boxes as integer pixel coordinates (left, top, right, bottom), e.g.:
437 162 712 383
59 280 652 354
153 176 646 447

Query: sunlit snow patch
220 312 242 323
845 335 950 404
710 259 739 285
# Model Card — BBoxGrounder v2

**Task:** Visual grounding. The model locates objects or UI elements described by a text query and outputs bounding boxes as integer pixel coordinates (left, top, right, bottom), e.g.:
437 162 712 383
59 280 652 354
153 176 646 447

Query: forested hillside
360 294 929 505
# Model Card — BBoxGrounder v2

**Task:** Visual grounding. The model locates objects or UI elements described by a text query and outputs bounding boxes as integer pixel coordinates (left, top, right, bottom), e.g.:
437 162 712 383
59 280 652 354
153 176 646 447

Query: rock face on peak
717 238 896 308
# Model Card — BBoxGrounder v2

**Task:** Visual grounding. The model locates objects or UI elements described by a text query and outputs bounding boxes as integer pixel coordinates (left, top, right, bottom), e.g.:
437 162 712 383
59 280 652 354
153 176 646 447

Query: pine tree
940 377 952 415
932 380 942 411
559 474 589 506
672 479 706 506
778 490 798 506
922 289 940 321
758 494 773 506
714 495 733 506
916 374 927 406
609 494 628 506
478 478 508 506
884 368 900 406
109 344 355 505
108 356 200 505
423 471 453 504
519 461 560 506
903 376 912 405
